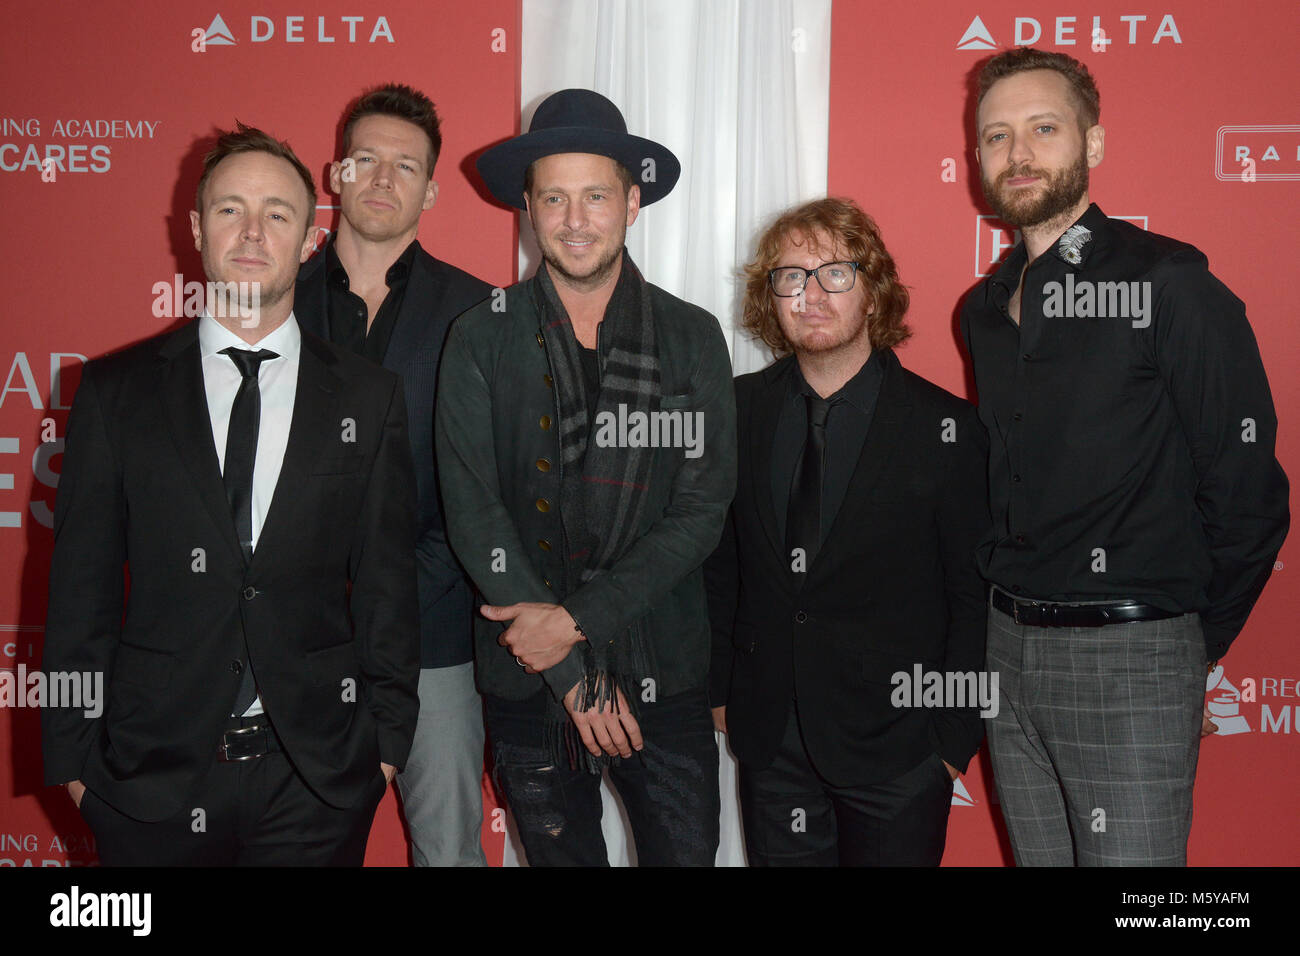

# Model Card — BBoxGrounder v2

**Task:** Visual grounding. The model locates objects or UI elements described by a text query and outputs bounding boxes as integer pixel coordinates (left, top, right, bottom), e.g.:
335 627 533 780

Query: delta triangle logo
957 15 997 51
952 777 976 807
204 13 237 46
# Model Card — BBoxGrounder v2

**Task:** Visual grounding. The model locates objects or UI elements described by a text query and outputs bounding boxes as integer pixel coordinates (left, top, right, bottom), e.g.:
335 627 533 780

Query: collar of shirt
199 310 302 364
988 202 1112 303
325 236 419 292
786 348 883 415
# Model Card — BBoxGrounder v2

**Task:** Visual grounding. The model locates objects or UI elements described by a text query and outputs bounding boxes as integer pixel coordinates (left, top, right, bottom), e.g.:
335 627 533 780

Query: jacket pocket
310 453 368 476
112 643 174 688
861 648 937 686
306 642 358 687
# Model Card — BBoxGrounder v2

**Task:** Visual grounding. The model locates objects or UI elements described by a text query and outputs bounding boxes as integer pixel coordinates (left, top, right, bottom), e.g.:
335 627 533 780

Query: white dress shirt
198 314 301 716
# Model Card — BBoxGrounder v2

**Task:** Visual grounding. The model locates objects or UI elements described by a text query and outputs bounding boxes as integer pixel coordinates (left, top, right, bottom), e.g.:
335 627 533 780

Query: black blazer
706 349 990 787
41 320 421 822
296 241 492 669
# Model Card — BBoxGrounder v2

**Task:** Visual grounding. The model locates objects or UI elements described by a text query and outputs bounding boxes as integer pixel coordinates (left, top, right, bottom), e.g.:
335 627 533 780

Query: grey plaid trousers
985 589 1206 866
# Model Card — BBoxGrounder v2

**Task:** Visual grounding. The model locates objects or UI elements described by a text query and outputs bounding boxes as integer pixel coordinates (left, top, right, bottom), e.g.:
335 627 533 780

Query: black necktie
220 346 278 714
786 394 831 576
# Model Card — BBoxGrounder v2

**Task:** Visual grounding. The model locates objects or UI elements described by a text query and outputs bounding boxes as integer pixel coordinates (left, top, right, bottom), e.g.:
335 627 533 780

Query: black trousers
738 703 954 866
81 746 388 866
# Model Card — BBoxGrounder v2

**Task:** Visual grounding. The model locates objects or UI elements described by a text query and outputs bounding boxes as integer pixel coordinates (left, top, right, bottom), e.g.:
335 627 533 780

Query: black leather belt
217 717 281 762
991 587 1181 628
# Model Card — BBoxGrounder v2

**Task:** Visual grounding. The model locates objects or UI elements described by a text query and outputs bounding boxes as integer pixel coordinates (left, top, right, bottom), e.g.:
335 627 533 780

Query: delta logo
956 13 1183 51
197 13 395 47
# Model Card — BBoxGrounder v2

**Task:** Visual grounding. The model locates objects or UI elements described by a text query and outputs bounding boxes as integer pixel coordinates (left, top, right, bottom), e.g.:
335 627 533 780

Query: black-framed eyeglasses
768 261 862 297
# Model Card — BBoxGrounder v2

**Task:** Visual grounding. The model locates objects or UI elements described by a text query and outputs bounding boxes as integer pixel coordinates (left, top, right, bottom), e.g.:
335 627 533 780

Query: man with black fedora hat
436 89 736 865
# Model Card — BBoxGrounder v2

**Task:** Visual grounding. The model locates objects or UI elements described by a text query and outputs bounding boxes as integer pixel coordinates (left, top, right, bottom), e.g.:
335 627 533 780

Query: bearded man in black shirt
961 48 1288 866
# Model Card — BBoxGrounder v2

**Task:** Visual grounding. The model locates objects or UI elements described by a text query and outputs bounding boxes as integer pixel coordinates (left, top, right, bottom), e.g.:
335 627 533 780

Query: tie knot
221 347 279 379
805 394 832 429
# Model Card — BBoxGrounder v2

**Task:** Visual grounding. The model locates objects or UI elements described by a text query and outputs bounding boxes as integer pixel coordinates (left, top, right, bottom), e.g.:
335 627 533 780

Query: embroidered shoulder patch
1058 224 1092 265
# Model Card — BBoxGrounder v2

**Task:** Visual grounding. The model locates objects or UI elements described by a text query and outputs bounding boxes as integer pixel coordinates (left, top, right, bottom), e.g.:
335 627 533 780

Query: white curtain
507 0 832 867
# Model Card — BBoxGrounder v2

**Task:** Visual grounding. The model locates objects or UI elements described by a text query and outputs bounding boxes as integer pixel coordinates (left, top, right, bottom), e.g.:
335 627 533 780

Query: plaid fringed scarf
533 251 661 772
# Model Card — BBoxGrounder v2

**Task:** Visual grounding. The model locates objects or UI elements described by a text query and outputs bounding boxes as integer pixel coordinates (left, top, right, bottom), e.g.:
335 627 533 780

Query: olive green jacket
435 271 737 702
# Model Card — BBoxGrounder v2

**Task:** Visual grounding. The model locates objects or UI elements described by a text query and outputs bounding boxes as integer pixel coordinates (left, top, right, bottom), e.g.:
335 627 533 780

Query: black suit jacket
296 240 492 669
706 349 990 787
41 319 420 821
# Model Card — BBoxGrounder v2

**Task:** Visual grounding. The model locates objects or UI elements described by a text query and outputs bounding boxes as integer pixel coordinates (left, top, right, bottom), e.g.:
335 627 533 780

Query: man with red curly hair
706 198 991 865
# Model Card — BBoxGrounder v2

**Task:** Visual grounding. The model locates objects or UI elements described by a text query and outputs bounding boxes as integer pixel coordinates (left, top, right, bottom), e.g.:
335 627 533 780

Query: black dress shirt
770 350 883 547
324 239 417 363
960 203 1288 658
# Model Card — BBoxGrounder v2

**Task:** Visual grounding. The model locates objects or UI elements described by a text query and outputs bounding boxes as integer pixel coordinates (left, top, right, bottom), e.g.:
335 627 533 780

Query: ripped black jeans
485 684 719 866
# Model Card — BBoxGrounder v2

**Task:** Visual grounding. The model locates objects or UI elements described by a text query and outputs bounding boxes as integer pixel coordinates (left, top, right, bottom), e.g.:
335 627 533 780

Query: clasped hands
483 601 585 673
483 601 644 759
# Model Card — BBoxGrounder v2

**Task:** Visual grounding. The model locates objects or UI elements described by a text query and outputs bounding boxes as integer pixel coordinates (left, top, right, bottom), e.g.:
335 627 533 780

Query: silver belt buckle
220 724 262 762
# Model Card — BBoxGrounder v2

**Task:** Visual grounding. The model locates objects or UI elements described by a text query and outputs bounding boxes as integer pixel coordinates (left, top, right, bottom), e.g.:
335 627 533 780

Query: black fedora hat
477 89 680 210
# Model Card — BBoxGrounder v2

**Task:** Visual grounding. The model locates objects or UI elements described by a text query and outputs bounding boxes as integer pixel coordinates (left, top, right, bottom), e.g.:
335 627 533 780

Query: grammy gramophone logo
1206 664 1251 736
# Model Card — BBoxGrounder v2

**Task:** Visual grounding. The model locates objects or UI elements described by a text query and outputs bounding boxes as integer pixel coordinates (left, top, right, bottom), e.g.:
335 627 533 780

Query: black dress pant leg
81 752 387 867
738 704 839 867
738 703 954 866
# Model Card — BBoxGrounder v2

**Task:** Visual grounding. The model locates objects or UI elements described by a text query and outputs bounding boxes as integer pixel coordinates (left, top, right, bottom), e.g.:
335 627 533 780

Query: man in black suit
295 84 493 867
707 197 990 866
42 125 420 866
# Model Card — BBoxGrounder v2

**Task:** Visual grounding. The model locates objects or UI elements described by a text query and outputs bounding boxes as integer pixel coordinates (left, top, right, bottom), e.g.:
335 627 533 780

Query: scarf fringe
544 669 643 774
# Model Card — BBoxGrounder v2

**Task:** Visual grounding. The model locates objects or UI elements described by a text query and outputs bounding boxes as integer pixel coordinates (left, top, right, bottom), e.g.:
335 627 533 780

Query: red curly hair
742 197 911 356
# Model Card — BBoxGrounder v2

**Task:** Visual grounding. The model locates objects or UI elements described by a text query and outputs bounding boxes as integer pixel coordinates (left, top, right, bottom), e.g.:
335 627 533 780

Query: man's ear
190 209 202 252
328 160 343 195
1085 124 1105 168
625 183 641 228
423 177 438 211
299 225 321 263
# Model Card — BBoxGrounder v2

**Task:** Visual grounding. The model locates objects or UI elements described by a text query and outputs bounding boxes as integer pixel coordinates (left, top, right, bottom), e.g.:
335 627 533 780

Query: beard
783 305 871 357
981 145 1090 228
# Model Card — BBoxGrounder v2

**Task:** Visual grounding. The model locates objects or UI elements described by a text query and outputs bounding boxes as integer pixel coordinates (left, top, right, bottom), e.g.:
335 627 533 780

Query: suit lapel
381 249 445 370
157 322 244 564
253 334 341 567
749 356 795 561
814 349 911 567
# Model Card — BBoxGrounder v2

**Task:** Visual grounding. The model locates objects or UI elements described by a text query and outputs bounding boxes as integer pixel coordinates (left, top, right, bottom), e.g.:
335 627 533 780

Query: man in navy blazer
295 85 493 866
707 198 990 866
